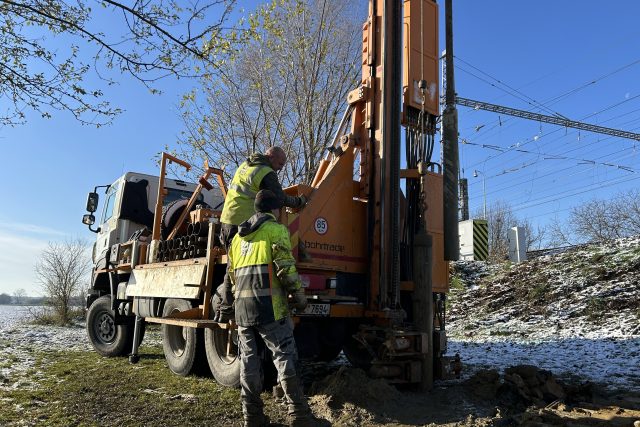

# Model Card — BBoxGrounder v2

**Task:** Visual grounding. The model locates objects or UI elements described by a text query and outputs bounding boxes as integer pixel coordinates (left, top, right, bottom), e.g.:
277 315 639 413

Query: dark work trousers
219 223 238 307
238 317 309 421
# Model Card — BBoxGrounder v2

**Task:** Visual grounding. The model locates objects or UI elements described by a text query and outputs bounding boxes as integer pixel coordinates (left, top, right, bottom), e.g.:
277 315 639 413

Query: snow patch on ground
447 236 640 392
448 337 640 391
0 305 166 393
0 306 92 392
2 237 639 396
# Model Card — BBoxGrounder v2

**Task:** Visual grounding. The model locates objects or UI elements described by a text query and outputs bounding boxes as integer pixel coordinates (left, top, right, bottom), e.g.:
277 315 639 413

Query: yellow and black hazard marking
473 220 488 261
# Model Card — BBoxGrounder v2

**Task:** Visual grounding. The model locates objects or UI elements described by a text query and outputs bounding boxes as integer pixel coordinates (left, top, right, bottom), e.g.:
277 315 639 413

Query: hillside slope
447 236 640 391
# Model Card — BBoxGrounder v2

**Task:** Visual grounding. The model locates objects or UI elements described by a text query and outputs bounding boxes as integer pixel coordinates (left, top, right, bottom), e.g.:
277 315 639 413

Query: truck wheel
162 299 207 376
204 326 240 387
87 295 131 357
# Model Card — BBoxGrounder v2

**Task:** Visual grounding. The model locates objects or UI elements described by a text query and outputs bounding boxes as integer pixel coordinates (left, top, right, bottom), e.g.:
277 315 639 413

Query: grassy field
0 343 290 427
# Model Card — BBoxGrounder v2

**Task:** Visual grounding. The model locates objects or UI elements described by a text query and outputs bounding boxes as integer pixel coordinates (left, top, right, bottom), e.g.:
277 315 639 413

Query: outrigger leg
129 315 144 364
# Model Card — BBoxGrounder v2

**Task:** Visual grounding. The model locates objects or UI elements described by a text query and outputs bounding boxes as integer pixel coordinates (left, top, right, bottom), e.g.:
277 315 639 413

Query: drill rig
279 0 451 387
82 0 458 389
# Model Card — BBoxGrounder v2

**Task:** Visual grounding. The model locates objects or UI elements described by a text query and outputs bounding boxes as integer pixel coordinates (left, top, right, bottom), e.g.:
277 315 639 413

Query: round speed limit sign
314 217 328 235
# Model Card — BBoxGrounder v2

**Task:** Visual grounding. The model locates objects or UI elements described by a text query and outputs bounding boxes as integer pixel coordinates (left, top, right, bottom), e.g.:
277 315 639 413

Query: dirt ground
2 313 638 426
286 366 640 427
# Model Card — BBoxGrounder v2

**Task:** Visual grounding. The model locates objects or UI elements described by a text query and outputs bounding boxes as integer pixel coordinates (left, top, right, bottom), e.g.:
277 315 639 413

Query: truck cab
82 172 224 308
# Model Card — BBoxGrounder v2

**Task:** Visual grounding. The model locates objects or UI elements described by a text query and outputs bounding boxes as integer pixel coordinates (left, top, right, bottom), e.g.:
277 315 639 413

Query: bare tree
34 239 90 324
551 190 640 244
177 0 364 184
521 218 546 251
476 200 546 262
13 288 26 305
548 216 573 247
1 0 239 126
570 199 620 242
475 200 515 262
615 189 640 234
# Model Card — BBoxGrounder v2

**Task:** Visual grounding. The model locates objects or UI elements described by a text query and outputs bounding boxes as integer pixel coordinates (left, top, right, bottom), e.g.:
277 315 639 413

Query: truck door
94 181 121 268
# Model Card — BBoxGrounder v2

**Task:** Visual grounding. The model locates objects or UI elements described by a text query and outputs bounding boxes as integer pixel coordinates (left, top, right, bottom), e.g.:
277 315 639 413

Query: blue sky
1 0 639 295
451 1 640 232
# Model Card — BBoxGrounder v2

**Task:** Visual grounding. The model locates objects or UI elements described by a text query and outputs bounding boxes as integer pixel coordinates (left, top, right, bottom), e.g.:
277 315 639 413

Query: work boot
280 376 314 425
243 414 270 427
272 383 285 404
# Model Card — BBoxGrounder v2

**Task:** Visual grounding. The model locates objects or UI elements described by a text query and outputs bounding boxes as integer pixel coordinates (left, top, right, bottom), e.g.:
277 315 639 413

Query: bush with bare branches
550 190 640 245
34 239 90 325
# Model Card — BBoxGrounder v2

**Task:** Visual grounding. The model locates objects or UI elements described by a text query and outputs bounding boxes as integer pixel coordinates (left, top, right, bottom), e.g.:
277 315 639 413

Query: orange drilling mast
82 0 457 390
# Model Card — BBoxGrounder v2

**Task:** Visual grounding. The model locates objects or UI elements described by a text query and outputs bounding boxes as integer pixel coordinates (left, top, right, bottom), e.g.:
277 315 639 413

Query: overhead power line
542 58 640 105
455 57 567 119
460 140 637 173
456 97 640 142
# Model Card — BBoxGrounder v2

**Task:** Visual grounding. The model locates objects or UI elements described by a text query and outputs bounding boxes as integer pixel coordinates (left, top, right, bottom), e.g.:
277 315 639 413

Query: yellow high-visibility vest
228 214 298 326
221 161 273 225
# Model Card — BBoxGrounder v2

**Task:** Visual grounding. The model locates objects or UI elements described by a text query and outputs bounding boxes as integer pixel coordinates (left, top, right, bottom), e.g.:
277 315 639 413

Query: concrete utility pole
442 0 460 261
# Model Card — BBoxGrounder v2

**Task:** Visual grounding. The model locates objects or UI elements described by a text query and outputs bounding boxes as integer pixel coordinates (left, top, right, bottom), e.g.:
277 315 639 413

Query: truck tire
162 298 207 376
87 295 131 357
204 326 240 387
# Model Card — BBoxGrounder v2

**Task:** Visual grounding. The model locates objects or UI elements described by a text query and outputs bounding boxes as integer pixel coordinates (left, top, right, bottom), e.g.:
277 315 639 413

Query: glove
289 288 308 311
298 195 308 208
213 304 234 323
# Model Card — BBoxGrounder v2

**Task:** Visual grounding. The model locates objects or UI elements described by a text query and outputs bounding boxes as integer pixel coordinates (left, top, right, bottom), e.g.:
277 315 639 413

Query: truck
82 0 459 389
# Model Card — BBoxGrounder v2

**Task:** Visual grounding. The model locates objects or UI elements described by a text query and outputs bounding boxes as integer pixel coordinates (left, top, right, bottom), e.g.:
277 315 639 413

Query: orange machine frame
282 0 446 319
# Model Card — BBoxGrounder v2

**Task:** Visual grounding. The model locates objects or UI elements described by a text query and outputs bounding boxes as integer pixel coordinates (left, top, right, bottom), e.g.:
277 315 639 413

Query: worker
220 146 307 248
214 146 307 322
227 189 313 427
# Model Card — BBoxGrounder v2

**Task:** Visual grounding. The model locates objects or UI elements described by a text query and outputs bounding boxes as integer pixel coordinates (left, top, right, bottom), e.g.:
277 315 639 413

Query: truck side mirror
82 214 96 226
86 192 99 213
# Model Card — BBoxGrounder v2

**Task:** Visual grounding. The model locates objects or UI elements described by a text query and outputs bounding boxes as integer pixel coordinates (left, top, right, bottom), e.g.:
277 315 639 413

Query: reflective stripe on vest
230 220 290 326
234 265 286 299
221 162 273 225
235 264 270 299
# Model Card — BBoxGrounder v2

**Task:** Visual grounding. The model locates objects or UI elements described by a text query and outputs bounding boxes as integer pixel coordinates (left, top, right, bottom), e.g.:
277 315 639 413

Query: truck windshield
164 188 204 206
101 182 119 224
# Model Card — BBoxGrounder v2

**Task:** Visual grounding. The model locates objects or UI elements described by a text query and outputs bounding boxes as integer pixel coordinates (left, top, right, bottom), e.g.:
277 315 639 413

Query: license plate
298 303 330 317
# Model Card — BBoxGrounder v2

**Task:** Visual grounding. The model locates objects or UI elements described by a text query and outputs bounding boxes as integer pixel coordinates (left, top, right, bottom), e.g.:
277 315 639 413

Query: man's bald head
266 146 287 171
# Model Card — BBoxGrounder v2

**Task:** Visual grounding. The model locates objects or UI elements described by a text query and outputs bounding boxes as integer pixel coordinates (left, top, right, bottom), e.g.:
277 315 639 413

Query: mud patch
305 365 640 427
309 366 400 424
465 368 501 399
